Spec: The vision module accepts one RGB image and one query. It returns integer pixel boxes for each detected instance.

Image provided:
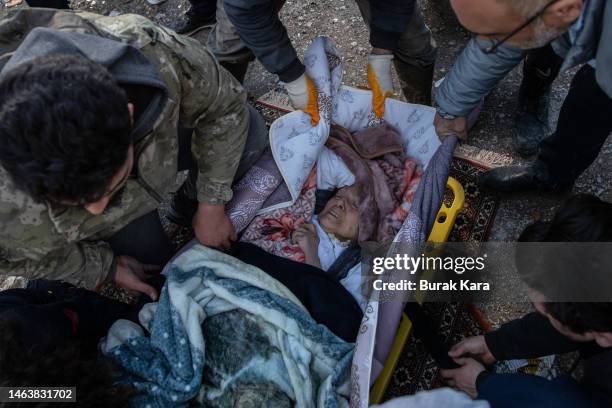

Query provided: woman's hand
[292,223,321,268]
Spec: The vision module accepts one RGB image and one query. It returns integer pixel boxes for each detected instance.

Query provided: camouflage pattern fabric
[0,8,249,288]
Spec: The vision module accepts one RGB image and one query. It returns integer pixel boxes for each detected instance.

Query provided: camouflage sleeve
[174,37,250,205]
[0,241,115,289]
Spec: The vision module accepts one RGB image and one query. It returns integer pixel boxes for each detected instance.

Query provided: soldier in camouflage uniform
[0,8,268,298]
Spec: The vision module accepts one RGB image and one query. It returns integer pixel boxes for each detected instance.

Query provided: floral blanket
[326,124,422,243]
[240,169,317,262]
[239,123,422,261]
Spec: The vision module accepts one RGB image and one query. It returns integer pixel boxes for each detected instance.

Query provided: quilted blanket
[101,245,353,407]
[240,168,317,262]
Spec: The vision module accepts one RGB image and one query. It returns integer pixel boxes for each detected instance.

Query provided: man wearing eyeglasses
[0,9,268,299]
[435,0,612,194]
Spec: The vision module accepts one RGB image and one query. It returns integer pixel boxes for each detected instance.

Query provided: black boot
[220,60,250,83]
[515,89,551,157]
[166,177,199,227]
[174,9,216,35]
[394,60,435,106]
[477,161,573,194]
[514,45,563,156]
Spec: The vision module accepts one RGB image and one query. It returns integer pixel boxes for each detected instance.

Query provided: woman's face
[318,185,360,242]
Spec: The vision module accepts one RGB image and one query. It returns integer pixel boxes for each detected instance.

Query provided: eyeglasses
[480,0,562,54]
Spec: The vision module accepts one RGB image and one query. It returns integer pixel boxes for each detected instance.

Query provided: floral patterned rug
[382,157,501,400]
[384,302,487,399]
[446,158,500,243]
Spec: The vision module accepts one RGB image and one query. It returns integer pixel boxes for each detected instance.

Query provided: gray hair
[495,0,568,49]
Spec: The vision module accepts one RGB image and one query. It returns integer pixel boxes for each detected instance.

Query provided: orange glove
[285,73,320,126]
[367,53,394,118]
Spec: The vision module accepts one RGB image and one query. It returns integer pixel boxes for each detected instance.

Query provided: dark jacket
[0,281,144,355]
[223,0,416,82]
[227,242,363,342]
[477,312,612,407]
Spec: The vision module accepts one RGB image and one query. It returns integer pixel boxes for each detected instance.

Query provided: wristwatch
[436,107,457,120]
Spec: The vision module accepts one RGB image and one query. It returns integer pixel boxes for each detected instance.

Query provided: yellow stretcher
[369,176,465,405]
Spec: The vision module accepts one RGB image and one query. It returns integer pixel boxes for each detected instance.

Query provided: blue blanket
[101,245,353,407]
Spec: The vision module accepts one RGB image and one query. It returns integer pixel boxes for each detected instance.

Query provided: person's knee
[233,105,269,180]
[206,0,254,63]
[392,10,437,67]
[247,104,269,150]
[107,211,175,266]
[394,34,437,68]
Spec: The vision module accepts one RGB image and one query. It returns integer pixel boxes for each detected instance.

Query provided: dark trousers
[188,0,217,17]
[0,283,138,356]
[538,65,612,183]
[520,44,563,107]
[187,0,283,16]
[478,373,599,408]
[107,210,175,267]
[25,0,69,8]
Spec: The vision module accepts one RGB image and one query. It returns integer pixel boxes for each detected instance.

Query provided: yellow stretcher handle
[427,177,465,244]
[369,177,465,405]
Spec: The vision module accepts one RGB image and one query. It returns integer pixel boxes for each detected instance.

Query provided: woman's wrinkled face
[318,185,359,242]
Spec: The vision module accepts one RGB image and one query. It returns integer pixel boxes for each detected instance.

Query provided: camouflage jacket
[0,8,249,288]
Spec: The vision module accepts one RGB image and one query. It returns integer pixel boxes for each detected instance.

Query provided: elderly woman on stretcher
[230,123,422,340]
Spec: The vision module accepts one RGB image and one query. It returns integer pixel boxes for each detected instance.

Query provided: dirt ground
[21,0,612,323]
